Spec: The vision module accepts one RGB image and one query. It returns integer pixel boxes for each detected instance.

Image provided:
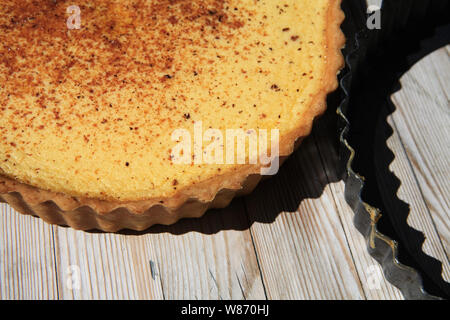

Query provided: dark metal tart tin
[338,0,450,299]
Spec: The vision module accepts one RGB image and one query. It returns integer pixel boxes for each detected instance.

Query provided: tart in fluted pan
[0,0,344,231]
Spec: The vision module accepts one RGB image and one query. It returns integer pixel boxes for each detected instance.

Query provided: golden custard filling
[0,0,341,201]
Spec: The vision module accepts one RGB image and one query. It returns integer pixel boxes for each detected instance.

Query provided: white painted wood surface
[390,45,450,282]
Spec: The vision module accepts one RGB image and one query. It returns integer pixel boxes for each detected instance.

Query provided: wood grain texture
[136,201,266,300]
[390,45,450,282]
[244,136,365,299]
[54,227,162,299]
[51,199,266,300]
[0,207,58,299]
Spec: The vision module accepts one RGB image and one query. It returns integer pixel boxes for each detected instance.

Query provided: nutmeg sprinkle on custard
[0,0,342,201]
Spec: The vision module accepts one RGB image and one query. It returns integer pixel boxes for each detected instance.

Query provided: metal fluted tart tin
[338,0,449,299]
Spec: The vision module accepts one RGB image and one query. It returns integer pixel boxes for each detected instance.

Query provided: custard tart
[0,0,345,231]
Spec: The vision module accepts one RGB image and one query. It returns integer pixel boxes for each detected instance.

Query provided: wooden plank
[54,199,266,300]
[389,45,450,281]
[244,134,367,299]
[0,204,58,299]
[54,225,164,299]
[367,0,382,7]
[148,201,266,300]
